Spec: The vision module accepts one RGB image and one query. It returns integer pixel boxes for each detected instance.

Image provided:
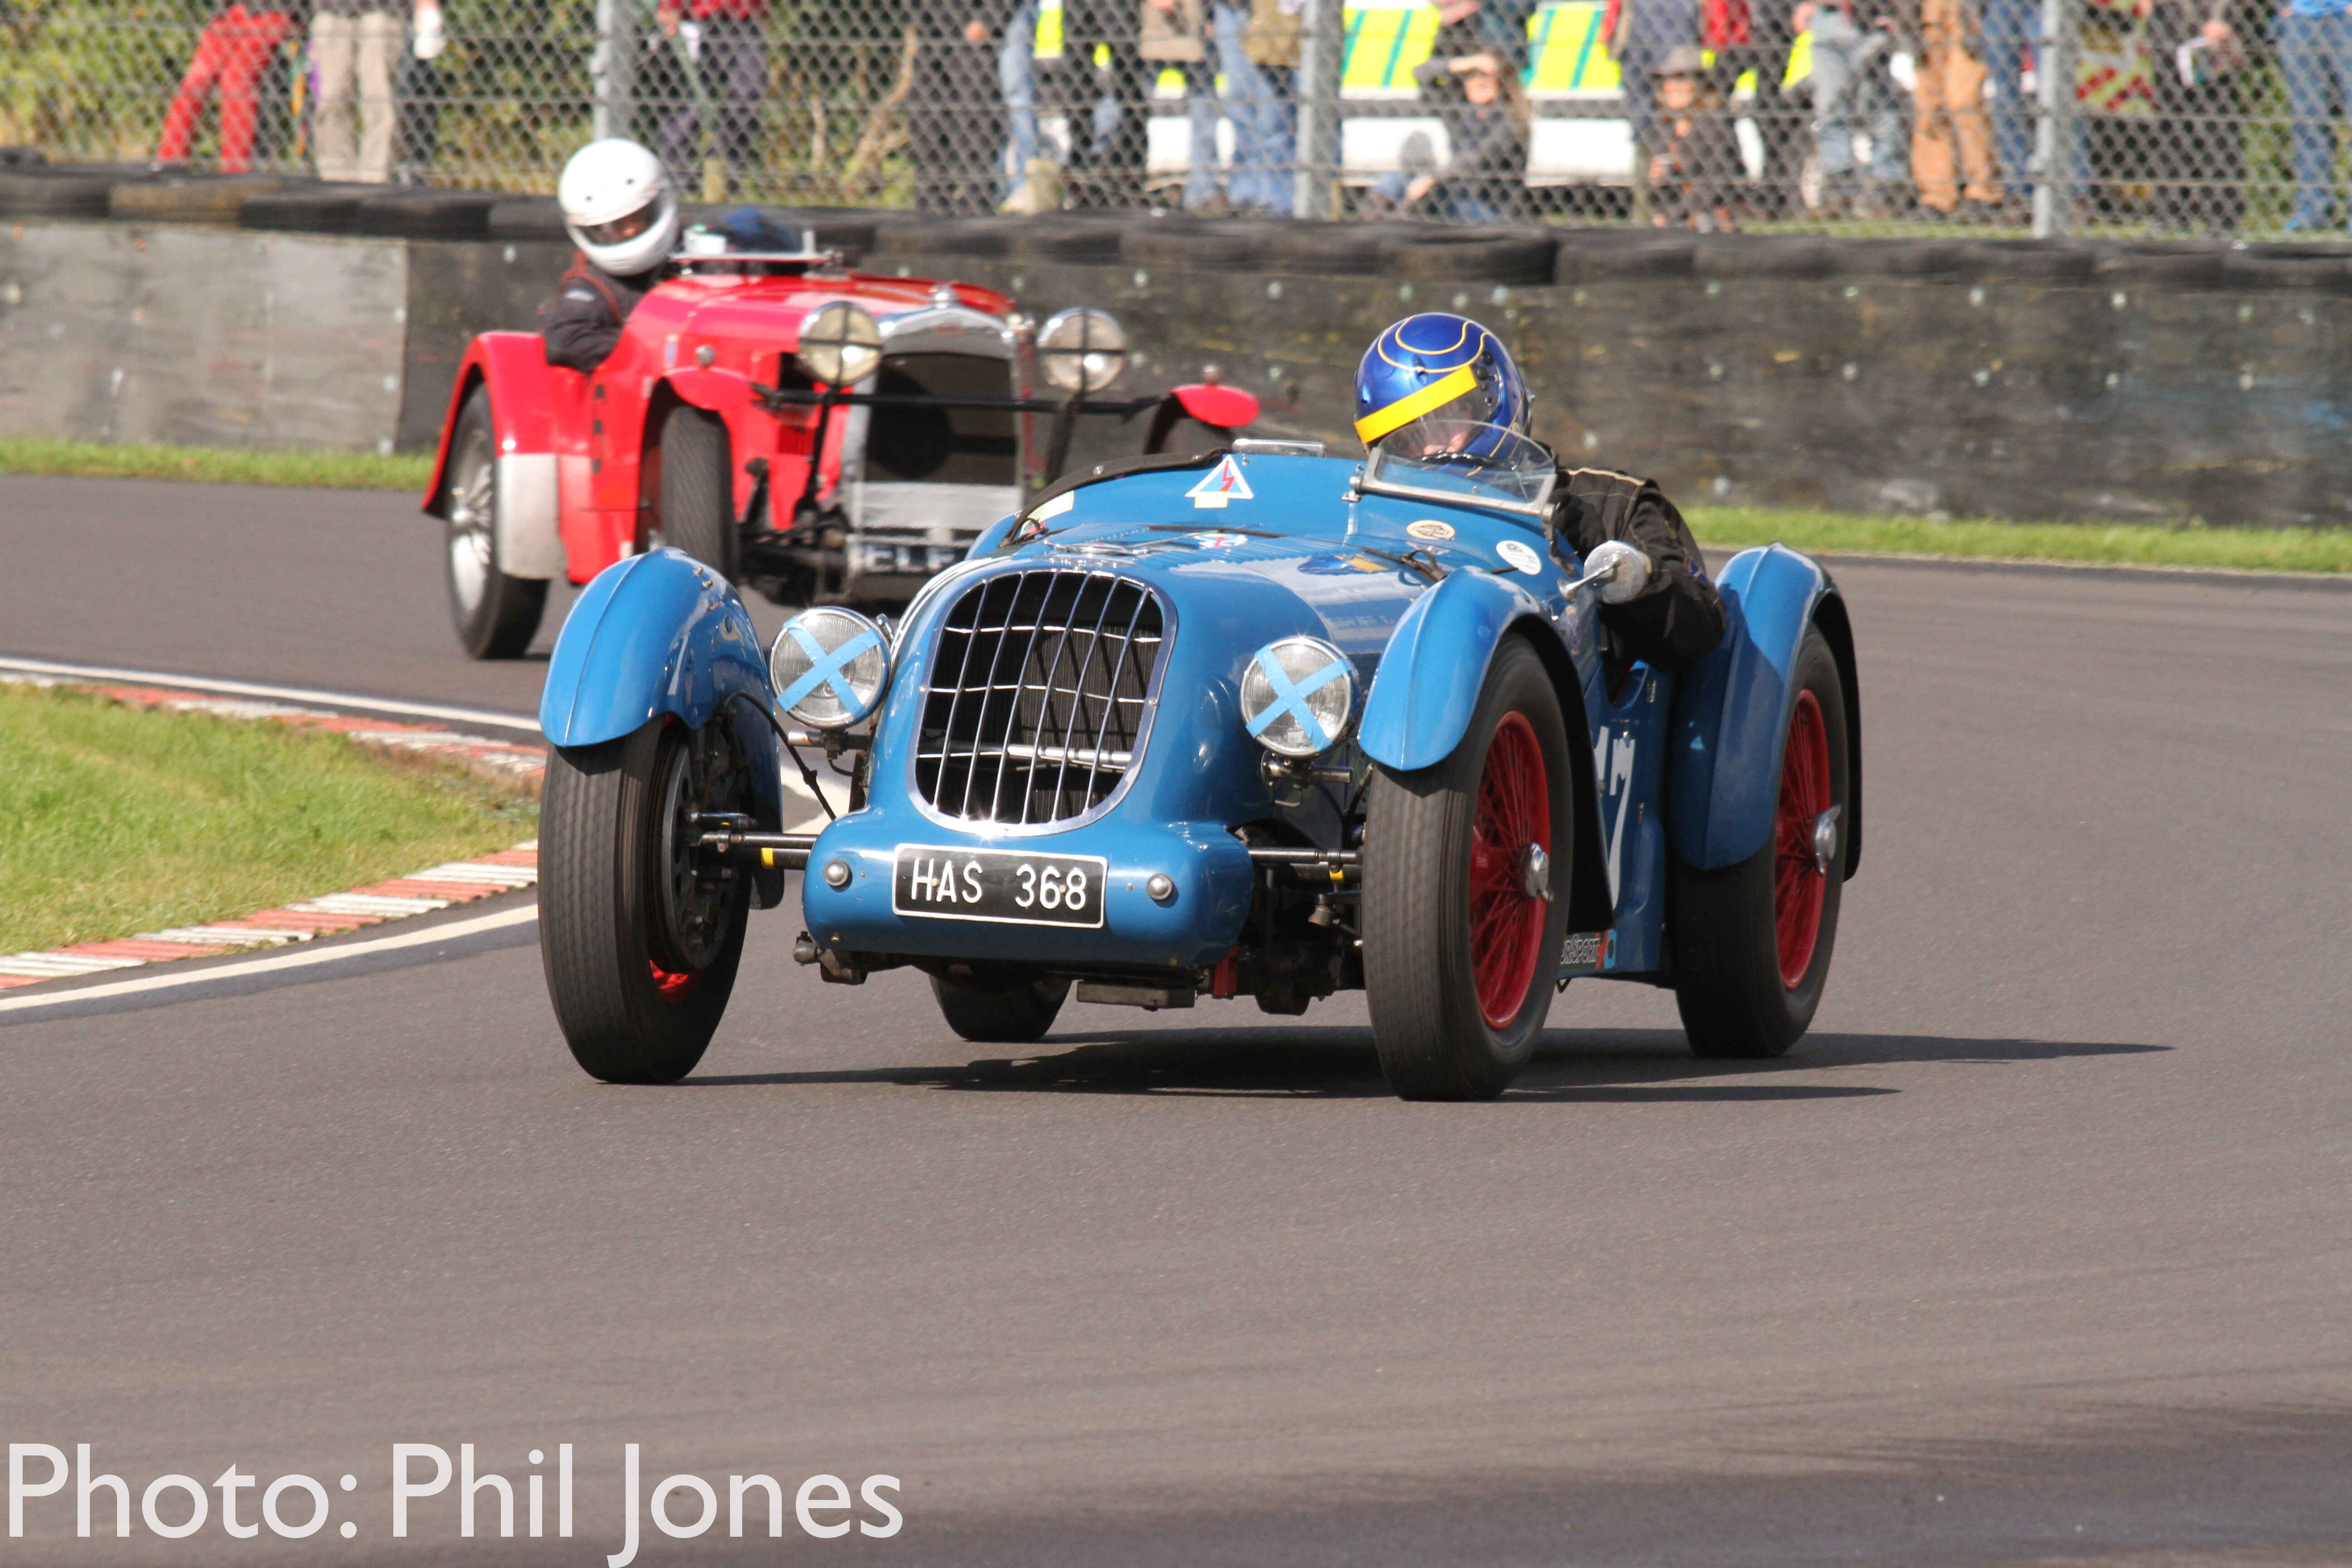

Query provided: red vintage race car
[420,227,1259,658]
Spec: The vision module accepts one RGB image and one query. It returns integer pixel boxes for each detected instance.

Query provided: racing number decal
[1593,730,1637,904]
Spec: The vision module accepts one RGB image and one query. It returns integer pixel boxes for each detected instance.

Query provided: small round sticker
[1496,539,1543,575]
[1405,519,1455,542]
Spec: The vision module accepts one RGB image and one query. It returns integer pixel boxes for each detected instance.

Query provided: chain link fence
[2,0,2347,237]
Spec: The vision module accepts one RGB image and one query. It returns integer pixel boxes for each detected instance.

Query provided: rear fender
[1667,544,1859,872]
[539,549,786,893]
[420,331,566,581]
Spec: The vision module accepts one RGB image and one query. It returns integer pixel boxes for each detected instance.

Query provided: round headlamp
[1037,308,1127,394]
[770,608,891,730]
[1240,636,1355,759]
[794,301,883,387]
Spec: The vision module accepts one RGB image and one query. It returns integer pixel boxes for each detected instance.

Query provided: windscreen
[1361,419,1556,515]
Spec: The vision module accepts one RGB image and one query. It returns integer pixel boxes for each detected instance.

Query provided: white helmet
[557,138,679,277]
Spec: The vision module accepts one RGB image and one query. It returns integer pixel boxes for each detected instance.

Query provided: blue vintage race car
[533,426,1860,1101]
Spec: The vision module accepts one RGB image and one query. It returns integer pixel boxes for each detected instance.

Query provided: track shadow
[686,1028,2164,1098]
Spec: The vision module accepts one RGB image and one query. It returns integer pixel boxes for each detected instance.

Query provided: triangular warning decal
[1185,456,1254,508]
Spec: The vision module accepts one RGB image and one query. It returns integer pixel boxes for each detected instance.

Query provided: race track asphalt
[4,474,2350,1566]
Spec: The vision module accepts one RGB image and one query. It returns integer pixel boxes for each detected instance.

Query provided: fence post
[2029,0,2075,237]
[1292,0,1344,220]
[593,0,637,143]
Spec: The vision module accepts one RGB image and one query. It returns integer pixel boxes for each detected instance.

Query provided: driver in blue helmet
[1355,313,1725,671]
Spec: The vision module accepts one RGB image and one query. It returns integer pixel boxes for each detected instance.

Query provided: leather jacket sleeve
[1551,466,1727,671]
[537,274,624,373]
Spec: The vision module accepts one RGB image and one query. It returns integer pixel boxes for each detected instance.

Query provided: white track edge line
[0,905,540,1016]
[1,659,825,809]
[0,657,544,734]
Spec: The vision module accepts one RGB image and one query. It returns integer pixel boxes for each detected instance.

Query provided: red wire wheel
[649,960,700,1004]
[1362,638,1568,1098]
[1671,625,1849,1062]
[1773,689,1832,989]
[539,718,751,1084]
[1469,710,1551,1028]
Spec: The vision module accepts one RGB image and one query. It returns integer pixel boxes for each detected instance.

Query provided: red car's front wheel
[1362,638,1572,1101]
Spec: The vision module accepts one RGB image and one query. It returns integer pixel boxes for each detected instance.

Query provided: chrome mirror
[1569,540,1651,606]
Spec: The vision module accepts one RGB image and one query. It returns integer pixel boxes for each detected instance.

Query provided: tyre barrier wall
[5,166,2350,524]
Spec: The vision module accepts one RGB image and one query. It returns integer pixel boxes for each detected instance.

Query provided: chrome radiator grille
[914,569,1166,826]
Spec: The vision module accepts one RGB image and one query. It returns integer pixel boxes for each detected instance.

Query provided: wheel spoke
[1770,691,1831,990]
[1467,710,1550,1030]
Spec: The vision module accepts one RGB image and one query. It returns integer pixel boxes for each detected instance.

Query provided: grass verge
[5,438,2347,573]
[0,683,534,954]
[1688,507,2352,575]
[0,437,433,491]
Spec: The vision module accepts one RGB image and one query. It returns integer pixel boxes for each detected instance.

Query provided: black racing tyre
[442,387,549,660]
[240,185,371,231]
[1362,637,1573,1101]
[657,407,739,581]
[1671,627,1850,1059]
[0,171,119,217]
[539,718,752,1083]
[353,189,496,238]
[485,195,568,239]
[1382,230,1560,286]
[930,970,1071,1044]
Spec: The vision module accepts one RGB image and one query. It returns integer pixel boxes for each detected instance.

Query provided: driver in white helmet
[537,137,681,373]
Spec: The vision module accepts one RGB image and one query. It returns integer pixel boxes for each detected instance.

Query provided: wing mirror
[1568,540,1652,605]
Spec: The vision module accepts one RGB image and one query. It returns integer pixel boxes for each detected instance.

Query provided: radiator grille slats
[915,570,1166,826]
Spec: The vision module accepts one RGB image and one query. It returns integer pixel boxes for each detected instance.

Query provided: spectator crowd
[118,0,2352,234]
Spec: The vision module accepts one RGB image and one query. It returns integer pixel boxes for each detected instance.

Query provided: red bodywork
[421,271,1021,585]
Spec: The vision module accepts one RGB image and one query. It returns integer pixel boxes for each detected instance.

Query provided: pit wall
[5,184,2349,525]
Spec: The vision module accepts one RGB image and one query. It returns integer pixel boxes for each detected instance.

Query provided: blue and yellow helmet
[1352,314,1529,457]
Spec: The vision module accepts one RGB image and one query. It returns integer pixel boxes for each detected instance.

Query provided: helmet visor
[577,202,658,247]
[1436,360,1510,429]
[1362,419,1555,512]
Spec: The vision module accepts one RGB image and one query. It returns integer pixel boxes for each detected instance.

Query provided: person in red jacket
[156,2,304,172]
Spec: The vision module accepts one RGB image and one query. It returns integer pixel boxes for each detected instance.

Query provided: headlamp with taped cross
[1240,636,1357,759]
[769,607,892,729]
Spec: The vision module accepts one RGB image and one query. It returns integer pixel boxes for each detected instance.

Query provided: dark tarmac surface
[3,475,2350,1565]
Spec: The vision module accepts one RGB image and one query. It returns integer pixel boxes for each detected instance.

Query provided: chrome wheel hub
[446,440,495,613]
[1519,842,1552,903]
[1812,804,1842,877]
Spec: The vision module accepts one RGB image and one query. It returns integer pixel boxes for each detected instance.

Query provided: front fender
[1667,544,1844,870]
[421,331,567,581]
[665,364,755,413]
[539,549,786,870]
[1358,569,1548,771]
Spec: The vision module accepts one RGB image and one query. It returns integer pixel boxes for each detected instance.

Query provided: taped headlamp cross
[1245,650,1350,751]
[777,622,883,714]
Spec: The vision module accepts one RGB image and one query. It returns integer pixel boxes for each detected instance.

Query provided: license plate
[850,541,964,577]
[891,845,1107,928]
